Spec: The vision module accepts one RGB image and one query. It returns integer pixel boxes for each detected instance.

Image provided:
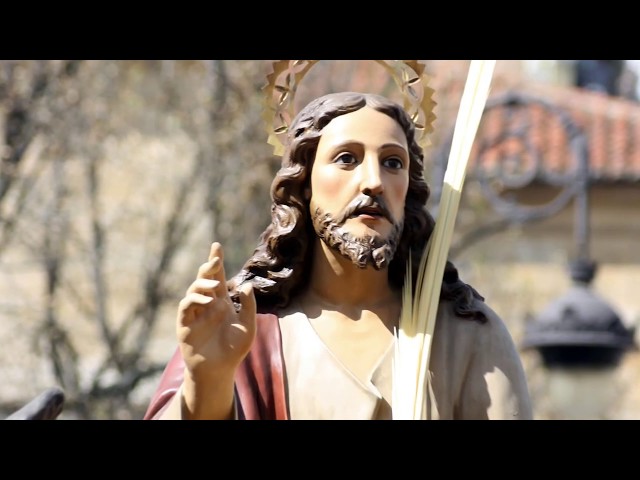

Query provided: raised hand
[176,242,256,418]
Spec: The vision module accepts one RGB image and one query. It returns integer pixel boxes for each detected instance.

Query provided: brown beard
[310,200,403,270]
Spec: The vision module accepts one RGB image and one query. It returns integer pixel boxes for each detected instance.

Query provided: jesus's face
[308,106,409,269]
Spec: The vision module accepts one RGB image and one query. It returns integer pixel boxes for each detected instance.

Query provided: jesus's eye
[334,152,358,165]
[383,157,404,169]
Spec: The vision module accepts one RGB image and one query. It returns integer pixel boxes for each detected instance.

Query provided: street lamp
[521,258,635,370]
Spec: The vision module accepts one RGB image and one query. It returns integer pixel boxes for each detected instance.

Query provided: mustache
[335,194,394,225]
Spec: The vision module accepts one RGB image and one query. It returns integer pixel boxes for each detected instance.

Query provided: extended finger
[179,292,214,311]
[209,243,228,299]
[197,256,221,280]
[187,278,221,296]
[197,242,225,279]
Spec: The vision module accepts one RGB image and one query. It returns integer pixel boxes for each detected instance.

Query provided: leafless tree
[0,60,277,419]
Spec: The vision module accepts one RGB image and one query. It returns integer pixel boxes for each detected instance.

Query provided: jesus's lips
[335,194,394,226]
[351,205,387,220]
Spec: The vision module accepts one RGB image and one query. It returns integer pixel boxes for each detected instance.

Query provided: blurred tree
[0,60,277,418]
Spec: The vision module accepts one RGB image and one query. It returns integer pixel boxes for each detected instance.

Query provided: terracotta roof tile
[433,81,640,183]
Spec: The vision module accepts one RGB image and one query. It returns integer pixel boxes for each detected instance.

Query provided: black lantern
[521,259,635,368]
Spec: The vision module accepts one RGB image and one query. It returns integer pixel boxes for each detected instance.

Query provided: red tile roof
[432,79,640,183]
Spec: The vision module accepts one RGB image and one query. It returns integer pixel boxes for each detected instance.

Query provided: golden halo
[261,60,437,157]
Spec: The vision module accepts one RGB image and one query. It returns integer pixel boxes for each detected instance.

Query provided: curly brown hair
[229,92,486,322]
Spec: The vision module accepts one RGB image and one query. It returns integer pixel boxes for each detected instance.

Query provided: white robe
[279,298,533,420]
